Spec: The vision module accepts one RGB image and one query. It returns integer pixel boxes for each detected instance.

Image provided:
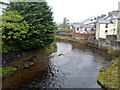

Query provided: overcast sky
[46,0,120,23]
[1,0,120,23]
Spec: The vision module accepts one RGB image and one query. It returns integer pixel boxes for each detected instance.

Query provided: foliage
[55,36,84,44]
[56,28,71,34]
[2,11,29,52]
[0,66,17,75]
[97,57,119,88]
[107,50,118,56]
[4,2,57,51]
[44,43,57,54]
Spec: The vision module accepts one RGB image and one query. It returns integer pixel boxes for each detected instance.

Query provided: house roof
[72,24,94,28]
[97,19,113,24]
[72,24,83,28]
[111,11,120,19]
[84,25,95,28]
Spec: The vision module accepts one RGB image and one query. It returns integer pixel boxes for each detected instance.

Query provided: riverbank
[55,36,85,44]
[97,57,119,88]
[55,35,119,89]
[2,43,57,77]
[87,38,120,89]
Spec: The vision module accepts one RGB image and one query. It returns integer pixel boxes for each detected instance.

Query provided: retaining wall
[88,38,120,51]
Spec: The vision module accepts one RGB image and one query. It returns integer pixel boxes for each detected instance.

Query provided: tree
[4,2,56,50]
[2,11,29,52]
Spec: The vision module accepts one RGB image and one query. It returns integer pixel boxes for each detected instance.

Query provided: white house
[95,19,115,39]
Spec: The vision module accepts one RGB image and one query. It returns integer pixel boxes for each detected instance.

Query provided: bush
[2,2,57,52]
[2,11,29,52]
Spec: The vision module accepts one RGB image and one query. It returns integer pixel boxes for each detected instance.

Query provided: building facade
[72,24,95,39]
[95,20,116,39]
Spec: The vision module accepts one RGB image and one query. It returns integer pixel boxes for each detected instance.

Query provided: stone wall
[106,35,117,41]
[88,38,120,51]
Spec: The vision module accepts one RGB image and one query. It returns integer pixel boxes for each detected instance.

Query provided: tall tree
[5,2,56,50]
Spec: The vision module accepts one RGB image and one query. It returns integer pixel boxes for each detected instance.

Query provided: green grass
[34,43,57,60]
[0,66,17,75]
[56,28,71,34]
[44,43,57,54]
[55,36,85,44]
[107,49,118,56]
[97,57,119,88]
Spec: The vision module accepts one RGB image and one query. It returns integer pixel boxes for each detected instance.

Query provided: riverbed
[3,42,112,88]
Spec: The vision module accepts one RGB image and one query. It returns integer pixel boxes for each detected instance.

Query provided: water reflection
[3,42,112,88]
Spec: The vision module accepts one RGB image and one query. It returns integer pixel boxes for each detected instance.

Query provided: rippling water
[18,42,112,88]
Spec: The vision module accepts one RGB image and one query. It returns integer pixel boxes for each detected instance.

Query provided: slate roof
[97,19,113,24]
[72,24,94,28]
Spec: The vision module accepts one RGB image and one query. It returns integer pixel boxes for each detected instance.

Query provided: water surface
[19,42,112,88]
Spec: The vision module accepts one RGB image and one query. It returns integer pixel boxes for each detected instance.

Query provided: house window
[77,28,79,31]
[105,24,108,28]
[105,30,108,34]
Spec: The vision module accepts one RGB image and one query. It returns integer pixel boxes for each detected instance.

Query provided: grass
[44,43,57,54]
[55,36,85,44]
[107,49,118,56]
[56,28,71,34]
[97,57,120,88]
[0,66,17,75]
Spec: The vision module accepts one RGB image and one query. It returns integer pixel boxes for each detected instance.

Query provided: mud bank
[2,43,57,88]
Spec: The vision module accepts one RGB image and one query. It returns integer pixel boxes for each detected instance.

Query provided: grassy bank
[55,36,85,44]
[1,43,57,76]
[97,57,120,88]
[0,66,17,75]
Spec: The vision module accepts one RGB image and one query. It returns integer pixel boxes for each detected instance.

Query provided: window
[105,24,108,28]
[77,28,79,31]
[105,30,108,34]
[113,28,115,31]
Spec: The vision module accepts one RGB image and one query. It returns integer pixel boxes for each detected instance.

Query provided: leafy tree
[5,2,56,50]
[2,11,29,52]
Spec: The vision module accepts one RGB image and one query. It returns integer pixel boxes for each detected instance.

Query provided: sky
[46,0,120,23]
[1,0,120,23]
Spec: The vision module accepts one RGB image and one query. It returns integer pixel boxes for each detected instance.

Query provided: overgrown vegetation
[56,28,71,34]
[107,49,118,56]
[2,2,56,52]
[0,66,17,75]
[1,43,57,75]
[97,57,120,88]
[55,36,84,44]
[2,11,29,52]
[44,43,57,54]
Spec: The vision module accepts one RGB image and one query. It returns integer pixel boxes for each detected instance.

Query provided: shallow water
[18,42,112,88]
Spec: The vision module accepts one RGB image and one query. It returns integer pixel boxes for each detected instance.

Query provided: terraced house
[78,10,120,41]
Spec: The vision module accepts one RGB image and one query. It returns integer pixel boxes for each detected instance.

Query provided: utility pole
[117,1,120,41]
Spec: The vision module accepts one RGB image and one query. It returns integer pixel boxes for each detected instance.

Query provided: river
[14,41,111,89]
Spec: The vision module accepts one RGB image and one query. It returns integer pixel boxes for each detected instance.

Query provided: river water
[16,42,112,89]
[2,42,112,88]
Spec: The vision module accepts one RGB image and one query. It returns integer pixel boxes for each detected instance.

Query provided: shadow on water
[2,41,113,89]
